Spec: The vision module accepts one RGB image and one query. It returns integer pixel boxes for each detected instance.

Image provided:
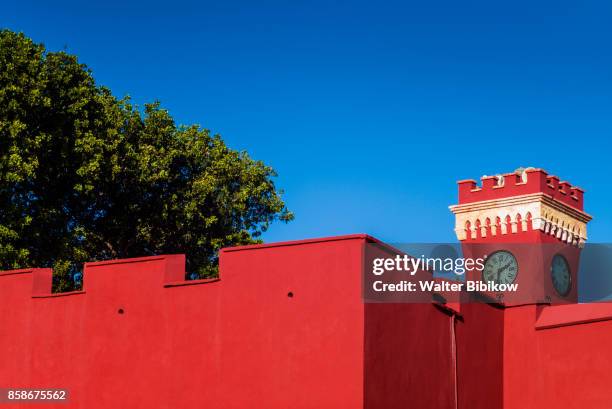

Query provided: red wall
[364,303,456,409]
[0,234,461,409]
[0,236,366,409]
[456,302,504,409]
[504,303,612,409]
[3,233,612,408]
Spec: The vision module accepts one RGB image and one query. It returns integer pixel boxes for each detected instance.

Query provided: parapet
[0,235,373,299]
[0,254,220,299]
[457,168,584,211]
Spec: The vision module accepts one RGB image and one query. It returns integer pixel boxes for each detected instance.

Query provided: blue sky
[4,0,612,243]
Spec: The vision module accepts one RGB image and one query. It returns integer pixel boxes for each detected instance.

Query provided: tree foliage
[0,30,293,291]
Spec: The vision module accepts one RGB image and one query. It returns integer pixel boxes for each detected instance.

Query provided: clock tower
[449,167,592,304]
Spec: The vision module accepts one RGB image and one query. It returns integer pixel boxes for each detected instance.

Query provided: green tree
[0,30,293,291]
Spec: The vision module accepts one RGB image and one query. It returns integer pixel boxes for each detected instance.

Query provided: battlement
[0,255,201,299]
[0,235,373,299]
[458,168,584,211]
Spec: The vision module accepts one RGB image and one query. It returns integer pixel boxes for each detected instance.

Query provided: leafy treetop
[0,30,293,291]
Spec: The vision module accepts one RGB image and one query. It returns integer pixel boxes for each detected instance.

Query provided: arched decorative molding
[526,212,533,231]
[449,192,592,246]
[505,215,513,234]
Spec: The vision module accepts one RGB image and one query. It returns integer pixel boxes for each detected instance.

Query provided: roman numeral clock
[482,250,518,286]
[449,168,591,305]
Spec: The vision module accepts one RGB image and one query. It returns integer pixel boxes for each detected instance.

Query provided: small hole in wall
[118,308,125,314]
[287,292,294,298]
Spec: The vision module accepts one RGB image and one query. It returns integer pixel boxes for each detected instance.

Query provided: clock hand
[494,262,513,283]
[498,262,512,274]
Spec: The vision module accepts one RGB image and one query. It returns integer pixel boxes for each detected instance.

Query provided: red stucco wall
[0,236,367,409]
[3,233,612,408]
[504,303,612,409]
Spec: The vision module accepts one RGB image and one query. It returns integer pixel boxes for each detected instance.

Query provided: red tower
[449,167,592,305]
[446,168,612,409]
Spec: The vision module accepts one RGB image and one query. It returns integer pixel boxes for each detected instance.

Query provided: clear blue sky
[4,0,612,243]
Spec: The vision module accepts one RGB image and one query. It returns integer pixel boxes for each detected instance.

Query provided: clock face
[551,254,571,296]
[482,250,518,285]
